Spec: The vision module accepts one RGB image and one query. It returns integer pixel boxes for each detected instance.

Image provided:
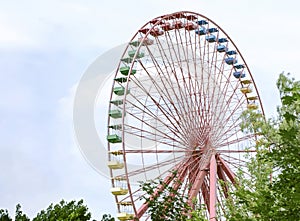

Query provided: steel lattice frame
[106,11,264,221]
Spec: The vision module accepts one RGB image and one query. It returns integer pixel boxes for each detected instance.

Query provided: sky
[1,0,300,219]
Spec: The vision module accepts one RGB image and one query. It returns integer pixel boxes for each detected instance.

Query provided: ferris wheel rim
[106,11,264,220]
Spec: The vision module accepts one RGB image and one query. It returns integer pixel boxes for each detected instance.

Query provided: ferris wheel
[106,11,264,221]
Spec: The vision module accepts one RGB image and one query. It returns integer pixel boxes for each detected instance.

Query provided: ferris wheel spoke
[123,149,194,154]
[125,155,187,178]
[216,155,236,184]
[185,28,199,114]
[221,158,251,177]
[220,153,250,166]
[215,118,242,142]
[206,66,232,120]
[183,31,210,137]
[214,53,228,86]
[124,130,185,150]
[157,35,200,133]
[128,76,184,131]
[217,134,256,148]
[213,95,247,141]
[207,78,242,137]
[124,92,187,143]
[204,69,227,124]
[132,58,183,121]
[123,97,185,140]
[222,155,247,168]
[162,31,203,128]
[194,35,206,125]
[139,41,198,135]
[207,35,220,102]
[174,27,198,100]
[178,31,209,131]
[218,149,256,153]
[215,118,244,145]
[207,69,239,119]
[135,70,194,139]
[124,123,186,147]
[173,28,201,125]
[187,156,201,185]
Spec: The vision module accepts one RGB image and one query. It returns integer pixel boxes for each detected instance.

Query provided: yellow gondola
[247,104,258,110]
[240,87,252,94]
[107,161,124,169]
[110,187,128,196]
[117,213,134,221]
[247,96,258,101]
[109,150,123,155]
[241,79,252,84]
[117,202,132,206]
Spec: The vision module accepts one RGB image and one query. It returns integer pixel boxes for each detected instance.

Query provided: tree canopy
[226,73,300,220]
[0,200,95,221]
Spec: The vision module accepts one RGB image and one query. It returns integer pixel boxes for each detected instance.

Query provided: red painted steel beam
[217,165,229,198]
[209,155,217,221]
[201,181,210,212]
[188,154,200,185]
[188,169,208,203]
[217,155,236,185]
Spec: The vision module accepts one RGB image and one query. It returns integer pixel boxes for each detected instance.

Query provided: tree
[15,204,30,221]
[141,177,189,221]
[0,209,12,221]
[32,199,93,221]
[101,214,115,221]
[0,200,113,221]
[140,172,206,221]
[225,73,300,220]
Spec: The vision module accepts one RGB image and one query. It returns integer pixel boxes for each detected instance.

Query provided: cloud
[0,16,40,49]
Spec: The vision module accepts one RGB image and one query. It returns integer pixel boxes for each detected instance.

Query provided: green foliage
[140,173,206,221]
[141,178,189,221]
[188,199,207,221]
[32,200,93,221]
[0,200,100,221]
[0,209,12,221]
[0,205,30,221]
[101,214,115,221]
[15,204,30,221]
[226,73,300,220]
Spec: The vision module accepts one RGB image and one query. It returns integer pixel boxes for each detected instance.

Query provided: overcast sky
[1,0,300,219]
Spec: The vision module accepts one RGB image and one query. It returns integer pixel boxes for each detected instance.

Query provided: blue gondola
[226,50,237,55]
[208,27,218,33]
[234,64,245,69]
[233,71,246,78]
[225,57,238,65]
[217,45,227,52]
[197,20,208,25]
[206,35,216,42]
[195,27,207,35]
[218,38,228,43]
